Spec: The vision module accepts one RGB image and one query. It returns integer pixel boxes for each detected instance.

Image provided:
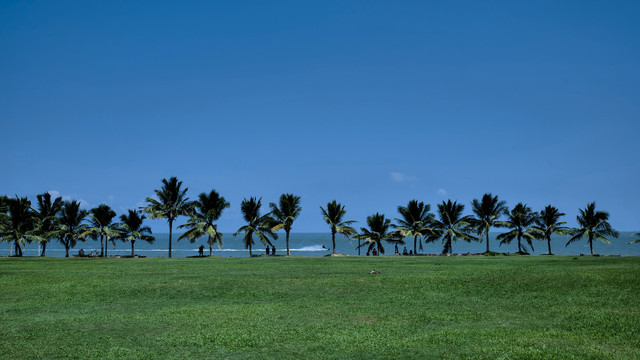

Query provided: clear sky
[1,0,639,232]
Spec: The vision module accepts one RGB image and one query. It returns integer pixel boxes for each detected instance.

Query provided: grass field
[1,256,639,359]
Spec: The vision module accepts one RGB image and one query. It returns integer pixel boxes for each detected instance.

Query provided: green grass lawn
[1,256,639,359]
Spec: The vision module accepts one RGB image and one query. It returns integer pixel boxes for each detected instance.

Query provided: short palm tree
[471,193,508,253]
[320,200,357,255]
[357,213,403,255]
[234,197,277,256]
[431,200,477,254]
[143,177,193,258]
[567,202,619,255]
[117,210,154,256]
[58,200,89,257]
[534,205,570,255]
[178,190,230,256]
[0,196,41,257]
[270,193,302,256]
[394,200,435,255]
[84,204,117,257]
[497,203,540,254]
[35,192,64,256]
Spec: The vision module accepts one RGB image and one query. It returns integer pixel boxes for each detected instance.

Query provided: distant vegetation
[0,176,630,258]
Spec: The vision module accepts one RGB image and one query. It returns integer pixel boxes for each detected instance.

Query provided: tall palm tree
[431,200,476,254]
[567,202,619,255]
[117,210,154,256]
[357,213,403,255]
[320,200,357,255]
[178,190,230,256]
[534,205,570,255]
[58,200,89,257]
[84,204,117,257]
[471,193,508,253]
[234,197,277,256]
[497,203,540,254]
[270,193,302,256]
[143,177,193,258]
[0,196,41,257]
[35,192,64,256]
[394,200,435,255]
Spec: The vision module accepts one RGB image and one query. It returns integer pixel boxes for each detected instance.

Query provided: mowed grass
[1,256,639,359]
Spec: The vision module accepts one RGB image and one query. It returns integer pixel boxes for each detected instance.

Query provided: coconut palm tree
[497,203,540,254]
[143,177,193,258]
[234,197,277,256]
[35,192,64,256]
[58,200,90,257]
[394,200,436,255]
[117,210,154,256]
[431,200,476,254]
[83,204,117,257]
[471,193,508,253]
[0,196,42,256]
[534,205,570,255]
[320,200,357,255]
[567,202,619,255]
[270,194,302,256]
[357,213,403,255]
[178,190,230,256]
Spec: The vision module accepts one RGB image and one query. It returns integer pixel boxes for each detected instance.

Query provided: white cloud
[437,188,447,196]
[390,172,419,183]
[47,190,90,208]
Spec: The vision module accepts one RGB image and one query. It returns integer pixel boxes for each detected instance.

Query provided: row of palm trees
[0,193,152,257]
[2,176,638,257]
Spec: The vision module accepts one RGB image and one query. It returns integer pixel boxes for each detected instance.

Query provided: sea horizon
[3,232,640,258]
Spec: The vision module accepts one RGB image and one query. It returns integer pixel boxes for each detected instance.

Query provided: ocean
[2,232,640,257]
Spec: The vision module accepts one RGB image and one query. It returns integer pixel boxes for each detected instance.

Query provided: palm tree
[320,200,357,255]
[567,202,619,255]
[58,200,90,257]
[234,197,277,256]
[35,192,64,256]
[394,200,435,255]
[84,204,117,257]
[0,196,41,256]
[270,194,302,256]
[471,193,508,253]
[143,177,193,258]
[431,200,477,254]
[497,203,540,254]
[117,210,154,256]
[178,190,230,256]
[534,205,570,255]
[357,213,403,255]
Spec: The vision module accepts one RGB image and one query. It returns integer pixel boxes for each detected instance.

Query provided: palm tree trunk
[589,234,594,255]
[414,235,418,255]
[131,240,135,256]
[65,243,70,257]
[209,243,213,256]
[486,230,490,253]
[547,235,552,255]
[105,238,108,258]
[168,219,173,258]
[14,241,22,257]
[249,242,252,256]
[100,234,104,257]
[517,234,522,253]
[332,230,336,255]
[286,230,291,256]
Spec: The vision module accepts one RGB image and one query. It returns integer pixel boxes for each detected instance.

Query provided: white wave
[290,245,328,252]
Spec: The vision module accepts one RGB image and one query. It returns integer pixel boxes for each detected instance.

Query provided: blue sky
[1,0,639,232]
